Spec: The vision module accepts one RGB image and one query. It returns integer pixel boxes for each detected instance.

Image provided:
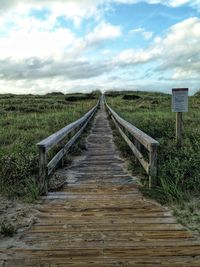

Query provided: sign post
[172,88,188,147]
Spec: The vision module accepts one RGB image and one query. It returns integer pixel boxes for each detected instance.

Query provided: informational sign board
[172,88,188,112]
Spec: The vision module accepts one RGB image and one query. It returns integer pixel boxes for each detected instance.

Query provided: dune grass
[0,93,97,200]
[106,91,200,202]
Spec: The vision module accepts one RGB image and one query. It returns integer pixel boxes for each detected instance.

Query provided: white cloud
[86,21,122,45]
[0,0,106,27]
[0,57,110,80]
[0,1,199,20]
[114,49,155,65]
[114,17,200,83]
[68,21,122,56]
[0,27,75,59]
[0,3,121,59]
[156,17,200,78]
[129,27,153,40]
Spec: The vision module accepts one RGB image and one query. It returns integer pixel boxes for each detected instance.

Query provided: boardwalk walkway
[1,104,200,266]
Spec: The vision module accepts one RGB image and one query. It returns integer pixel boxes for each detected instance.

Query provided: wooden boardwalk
[1,104,200,266]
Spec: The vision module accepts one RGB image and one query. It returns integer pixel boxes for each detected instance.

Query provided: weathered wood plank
[38,146,48,194]
[149,143,158,187]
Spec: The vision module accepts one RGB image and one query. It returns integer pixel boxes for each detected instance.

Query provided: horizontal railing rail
[104,97,159,188]
[37,99,100,194]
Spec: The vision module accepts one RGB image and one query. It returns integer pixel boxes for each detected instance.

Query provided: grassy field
[106,91,200,234]
[0,92,98,200]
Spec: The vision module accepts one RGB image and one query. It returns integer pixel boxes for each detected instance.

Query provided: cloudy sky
[0,0,199,94]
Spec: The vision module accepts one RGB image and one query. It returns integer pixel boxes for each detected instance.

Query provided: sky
[0,0,200,95]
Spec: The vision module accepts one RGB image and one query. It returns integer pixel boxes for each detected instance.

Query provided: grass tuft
[0,222,16,237]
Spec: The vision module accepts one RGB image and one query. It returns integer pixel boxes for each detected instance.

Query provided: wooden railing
[104,98,159,188]
[37,100,100,194]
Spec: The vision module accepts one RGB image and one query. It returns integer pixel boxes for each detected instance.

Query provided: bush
[0,222,16,237]
[0,142,38,197]
[65,94,95,102]
[122,94,141,100]
[46,92,64,96]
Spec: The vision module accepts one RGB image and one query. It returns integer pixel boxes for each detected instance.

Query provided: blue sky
[0,0,200,94]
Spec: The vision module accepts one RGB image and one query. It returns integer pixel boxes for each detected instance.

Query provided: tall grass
[0,93,97,199]
[106,91,200,204]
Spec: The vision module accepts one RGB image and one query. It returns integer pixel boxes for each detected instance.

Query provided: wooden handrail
[37,105,98,151]
[37,99,100,194]
[104,97,159,188]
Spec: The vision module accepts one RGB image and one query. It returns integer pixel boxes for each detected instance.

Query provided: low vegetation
[0,221,16,237]
[65,93,96,102]
[0,92,99,200]
[106,90,200,234]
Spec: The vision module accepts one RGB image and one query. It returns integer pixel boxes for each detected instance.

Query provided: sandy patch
[0,195,40,248]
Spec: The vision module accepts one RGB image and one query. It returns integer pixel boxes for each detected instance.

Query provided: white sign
[172,88,188,112]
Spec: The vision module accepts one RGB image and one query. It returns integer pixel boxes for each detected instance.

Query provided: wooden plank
[134,139,141,163]
[38,146,48,194]
[3,257,200,267]
[2,246,200,258]
[149,143,158,187]
[176,112,183,146]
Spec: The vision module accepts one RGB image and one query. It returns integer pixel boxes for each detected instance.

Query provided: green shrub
[122,94,141,100]
[65,94,95,102]
[0,222,16,237]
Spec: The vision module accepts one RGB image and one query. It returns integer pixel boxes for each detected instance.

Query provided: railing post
[38,146,48,195]
[134,139,141,163]
[149,144,158,188]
